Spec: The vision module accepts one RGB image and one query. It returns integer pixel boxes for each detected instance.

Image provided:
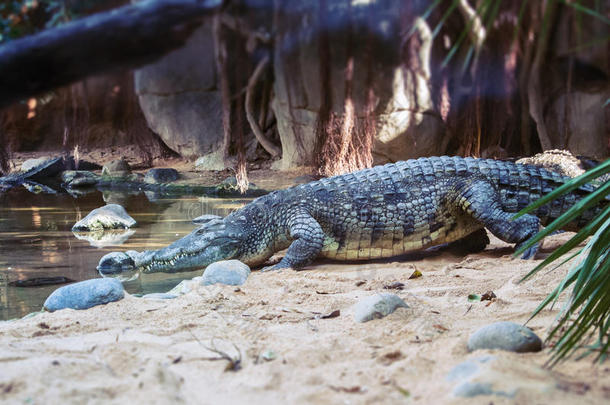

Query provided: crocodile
[97,156,607,279]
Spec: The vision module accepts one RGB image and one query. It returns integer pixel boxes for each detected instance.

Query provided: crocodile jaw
[97,219,243,277]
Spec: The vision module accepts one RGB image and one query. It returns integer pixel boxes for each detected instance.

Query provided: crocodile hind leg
[454,177,541,258]
[448,227,490,254]
[262,211,325,271]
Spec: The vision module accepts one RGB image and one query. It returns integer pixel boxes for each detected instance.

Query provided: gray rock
[21,157,53,172]
[167,279,197,295]
[352,293,408,323]
[101,159,131,177]
[19,157,65,182]
[72,204,136,231]
[61,170,100,187]
[467,321,542,353]
[142,293,178,300]
[144,168,179,184]
[43,278,125,311]
[135,24,226,161]
[201,260,250,286]
[446,355,555,399]
[194,152,226,171]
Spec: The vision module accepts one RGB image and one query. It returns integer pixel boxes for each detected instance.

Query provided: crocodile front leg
[264,210,325,271]
[453,176,541,258]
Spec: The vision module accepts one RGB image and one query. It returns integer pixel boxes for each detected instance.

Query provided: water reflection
[72,229,136,248]
[0,189,252,320]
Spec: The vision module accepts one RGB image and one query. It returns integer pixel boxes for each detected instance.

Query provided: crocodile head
[97,217,243,280]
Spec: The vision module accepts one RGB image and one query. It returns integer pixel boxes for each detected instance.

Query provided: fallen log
[0,0,223,109]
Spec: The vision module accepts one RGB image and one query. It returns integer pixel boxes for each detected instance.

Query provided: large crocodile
[97,156,606,279]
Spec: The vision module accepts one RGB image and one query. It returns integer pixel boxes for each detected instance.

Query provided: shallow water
[0,188,251,320]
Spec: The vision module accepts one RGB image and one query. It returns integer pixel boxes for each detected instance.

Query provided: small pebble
[467,321,542,353]
[201,260,250,286]
[352,293,408,323]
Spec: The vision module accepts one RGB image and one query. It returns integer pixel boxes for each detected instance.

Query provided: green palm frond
[515,159,610,366]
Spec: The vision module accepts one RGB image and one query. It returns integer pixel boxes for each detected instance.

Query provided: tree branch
[0,0,224,109]
[245,55,281,157]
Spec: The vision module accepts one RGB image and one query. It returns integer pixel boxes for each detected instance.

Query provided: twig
[187,328,242,372]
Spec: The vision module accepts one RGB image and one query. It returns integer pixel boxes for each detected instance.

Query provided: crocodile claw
[515,241,540,260]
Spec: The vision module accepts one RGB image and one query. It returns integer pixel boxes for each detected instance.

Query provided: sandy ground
[1,231,609,404]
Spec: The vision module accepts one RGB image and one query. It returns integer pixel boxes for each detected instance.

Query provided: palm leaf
[516,160,610,366]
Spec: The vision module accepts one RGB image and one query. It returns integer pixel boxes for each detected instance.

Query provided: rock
[144,168,179,184]
[352,293,408,323]
[43,278,125,311]
[72,204,136,231]
[446,355,556,399]
[101,159,131,177]
[194,152,225,171]
[135,24,226,161]
[167,279,199,295]
[61,170,100,187]
[17,157,64,183]
[142,293,178,300]
[201,260,250,286]
[21,157,52,172]
[467,321,542,353]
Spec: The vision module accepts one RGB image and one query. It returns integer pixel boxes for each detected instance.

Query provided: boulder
[101,159,131,177]
[352,293,408,323]
[201,260,251,286]
[72,204,136,231]
[144,168,179,184]
[467,321,543,353]
[43,278,125,311]
[135,24,225,161]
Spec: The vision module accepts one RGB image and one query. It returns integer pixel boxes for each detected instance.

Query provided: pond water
[0,188,252,320]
